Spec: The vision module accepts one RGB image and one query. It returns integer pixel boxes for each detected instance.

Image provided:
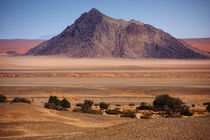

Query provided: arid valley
[1,1,210,139]
[0,56,210,139]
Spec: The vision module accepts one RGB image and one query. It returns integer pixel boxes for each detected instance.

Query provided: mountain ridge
[26,8,209,59]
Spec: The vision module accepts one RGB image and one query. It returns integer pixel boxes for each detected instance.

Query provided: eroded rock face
[26,8,209,59]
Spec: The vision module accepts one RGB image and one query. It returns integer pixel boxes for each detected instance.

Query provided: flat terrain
[0,56,210,139]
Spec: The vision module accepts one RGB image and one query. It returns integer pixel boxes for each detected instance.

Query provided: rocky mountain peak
[26,8,209,59]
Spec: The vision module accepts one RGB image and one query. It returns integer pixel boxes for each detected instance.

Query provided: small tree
[61,98,71,108]
[153,94,192,117]
[136,102,153,110]
[45,96,71,111]
[12,97,31,104]
[99,102,109,110]
[48,96,60,106]
[81,100,93,113]
[0,95,7,102]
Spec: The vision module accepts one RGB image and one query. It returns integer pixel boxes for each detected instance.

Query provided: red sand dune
[0,38,209,55]
[0,39,45,54]
[182,38,210,52]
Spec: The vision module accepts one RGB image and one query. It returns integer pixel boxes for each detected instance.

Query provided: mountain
[0,39,45,54]
[26,8,209,59]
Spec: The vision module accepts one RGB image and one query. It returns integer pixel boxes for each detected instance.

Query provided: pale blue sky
[0,0,210,39]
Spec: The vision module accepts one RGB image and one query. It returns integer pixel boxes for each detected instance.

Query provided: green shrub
[179,105,193,116]
[153,95,184,110]
[0,95,7,102]
[81,100,93,113]
[48,96,60,106]
[106,108,122,115]
[44,102,58,110]
[120,110,136,118]
[12,97,31,104]
[76,103,83,107]
[61,98,71,108]
[94,103,99,106]
[99,102,109,110]
[136,102,153,110]
[203,102,210,112]
[45,96,71,111]
[128,103,135,106]
[153,94,193,117]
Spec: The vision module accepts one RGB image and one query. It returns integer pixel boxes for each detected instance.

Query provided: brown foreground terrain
[0,56,210,139]
[0,103,209,140]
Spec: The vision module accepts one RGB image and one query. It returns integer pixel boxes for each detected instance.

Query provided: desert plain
[0,56,210,139]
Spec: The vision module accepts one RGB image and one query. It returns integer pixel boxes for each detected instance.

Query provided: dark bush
[179,105,193,116]
[94,103,99,106]
[48,96,60,106]
[192,104,195,107]
[136,102,153,110]
[153,95,184,110]
[120,110,136,118]
[99,102,109,110]
[76,103,83,107]
[44,102,58,110]
[128,103,135,106]
[12,97,31,104]
[0,95,7,102]
[61,98,71,108]
[203,102,210,112]
[44,96,71,111]
[81,100,94,113]
[115,104,121,106]
[153,94,193,117]
[106,108,122,115]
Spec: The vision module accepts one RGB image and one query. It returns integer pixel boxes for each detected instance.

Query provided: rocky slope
[26,8,209,59]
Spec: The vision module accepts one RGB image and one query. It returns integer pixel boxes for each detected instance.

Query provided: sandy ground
[0,56,210,139]
[0,103,209,140]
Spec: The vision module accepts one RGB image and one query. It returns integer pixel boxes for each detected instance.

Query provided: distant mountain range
[1,9,210,58]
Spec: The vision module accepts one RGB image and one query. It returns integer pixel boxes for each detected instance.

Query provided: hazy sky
[0,0,210,39]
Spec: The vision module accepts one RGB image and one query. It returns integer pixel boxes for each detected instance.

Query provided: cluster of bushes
[73,100,101,114]
[12,97,31,104]
[1,95,31,104]
[44,96,70,111]
[153,94,193,117]
[120,110,136,118]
